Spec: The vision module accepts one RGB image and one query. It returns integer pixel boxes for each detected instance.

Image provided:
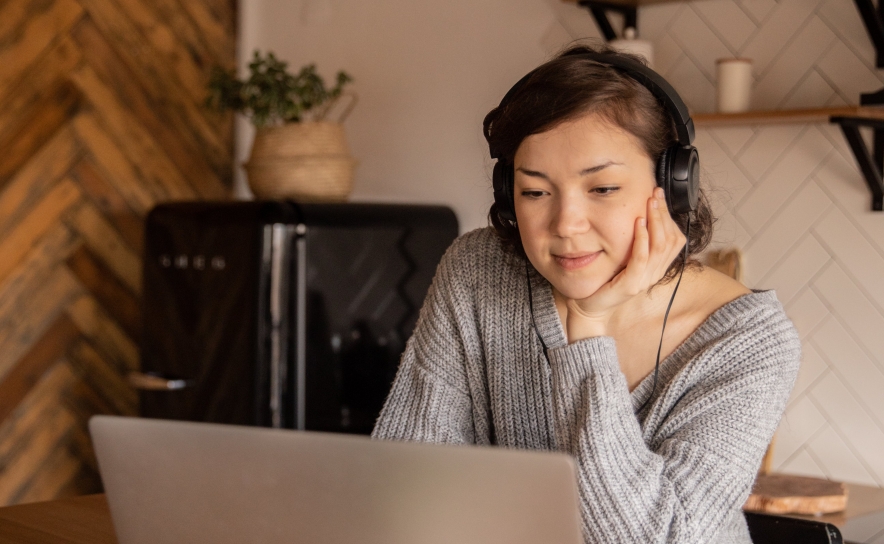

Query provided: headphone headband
[490,51,695,154]
[489,49,700,219]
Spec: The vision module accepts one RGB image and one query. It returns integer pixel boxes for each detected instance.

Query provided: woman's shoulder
[444,226,508,256]
[444,226,500,253]
[437,227,520,279]
[683,266,752,321]
[658,284,802,419]
[708,289,795,337]
[668,266,800,371]
[696,267,790,331]
[690,279,801,373]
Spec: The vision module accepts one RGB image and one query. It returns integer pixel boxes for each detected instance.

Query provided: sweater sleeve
[547,308,800,544]
[371,238,478,445]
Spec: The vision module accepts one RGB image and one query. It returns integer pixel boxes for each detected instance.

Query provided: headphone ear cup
[656,146,672,196]
[492,161,516,222]
[657,145,699,215]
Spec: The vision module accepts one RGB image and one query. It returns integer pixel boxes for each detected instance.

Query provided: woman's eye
[520,190,546,198]
[592,186,619,195]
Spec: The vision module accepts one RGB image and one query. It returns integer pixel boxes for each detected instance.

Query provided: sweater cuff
[547,336,619,390]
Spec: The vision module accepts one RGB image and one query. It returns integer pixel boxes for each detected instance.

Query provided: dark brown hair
[483,44,713,280]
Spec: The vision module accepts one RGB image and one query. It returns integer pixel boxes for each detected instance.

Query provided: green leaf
[205,50,353,127]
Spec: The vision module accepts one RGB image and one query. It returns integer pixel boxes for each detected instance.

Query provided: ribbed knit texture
[372,227,801,544]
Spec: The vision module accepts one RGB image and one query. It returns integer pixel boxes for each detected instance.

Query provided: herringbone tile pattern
[648,0,884,487]
[701,120,884,487]
[0,0,234,505]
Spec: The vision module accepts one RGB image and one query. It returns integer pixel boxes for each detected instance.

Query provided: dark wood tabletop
[0,494,116,544]
[0,483,883,544]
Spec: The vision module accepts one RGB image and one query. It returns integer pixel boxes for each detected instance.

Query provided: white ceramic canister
[716,58,753,113]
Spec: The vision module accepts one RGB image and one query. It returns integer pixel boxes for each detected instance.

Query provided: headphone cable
[525,261,552,367]
[637,214,692,414]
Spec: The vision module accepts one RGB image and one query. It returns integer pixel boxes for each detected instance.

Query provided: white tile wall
[785,287,829,340]
[789,342,828,399]
[757,231,829,304]
[775,394,827,462]
[554,0,884,486]
[742,180,831,285]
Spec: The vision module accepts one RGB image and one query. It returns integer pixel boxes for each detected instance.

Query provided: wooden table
[784,483,884,543]
[0,484,882,543]
[0,494,116,544]
[787,482,884,527]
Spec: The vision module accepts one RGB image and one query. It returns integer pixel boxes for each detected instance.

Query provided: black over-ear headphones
[488,51,700,220]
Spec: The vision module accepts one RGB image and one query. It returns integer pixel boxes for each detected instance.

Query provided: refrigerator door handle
[128,372,195,391]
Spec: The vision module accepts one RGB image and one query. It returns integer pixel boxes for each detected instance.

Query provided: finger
[633,215,650,263]
[646,189,677,284]
[656,187,684,248]
[648,188,667,254]
[618,215,650,294]
[653,188,686,261]
[654,187,675,238]
[644,191,684,287]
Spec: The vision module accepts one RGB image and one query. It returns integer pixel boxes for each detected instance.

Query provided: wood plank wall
[0,0,235,506]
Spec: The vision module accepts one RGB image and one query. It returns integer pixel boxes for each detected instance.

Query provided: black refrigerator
[134,201,458,435]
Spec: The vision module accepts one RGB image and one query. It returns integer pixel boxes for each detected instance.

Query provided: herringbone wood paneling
[0,0,235,505]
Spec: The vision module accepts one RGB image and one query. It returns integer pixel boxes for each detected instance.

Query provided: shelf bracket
[576,1,637,42]
[831,116,884,211]
[854,0,884,69]
[854,0,884,105]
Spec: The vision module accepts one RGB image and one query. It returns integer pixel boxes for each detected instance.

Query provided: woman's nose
[550,197,591,237]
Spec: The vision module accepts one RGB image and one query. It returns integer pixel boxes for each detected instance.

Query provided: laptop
[89,416,584,544]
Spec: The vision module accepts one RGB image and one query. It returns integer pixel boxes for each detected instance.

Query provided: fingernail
[656,187,665,199]
[639,217,646,227]
[652,198,659,209]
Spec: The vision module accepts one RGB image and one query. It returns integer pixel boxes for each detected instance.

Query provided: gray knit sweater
[372,227,801,544]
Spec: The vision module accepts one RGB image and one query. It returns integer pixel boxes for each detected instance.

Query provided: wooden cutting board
[744,474,848,515]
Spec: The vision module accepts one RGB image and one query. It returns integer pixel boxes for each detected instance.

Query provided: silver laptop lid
[90,416,583,544]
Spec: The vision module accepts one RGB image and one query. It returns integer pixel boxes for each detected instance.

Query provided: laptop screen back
[90,416,583,544]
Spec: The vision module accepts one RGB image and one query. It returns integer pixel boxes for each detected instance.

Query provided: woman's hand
[562,187,687,342]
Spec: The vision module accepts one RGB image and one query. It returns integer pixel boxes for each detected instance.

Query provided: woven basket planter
[245,121,356,201]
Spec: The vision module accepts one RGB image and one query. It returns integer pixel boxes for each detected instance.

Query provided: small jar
[716,58,753,113]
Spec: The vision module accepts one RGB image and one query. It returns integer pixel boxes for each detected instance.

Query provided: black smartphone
[745,512,843,544]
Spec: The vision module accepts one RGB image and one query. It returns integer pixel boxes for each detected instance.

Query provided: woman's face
[513,112,658,301]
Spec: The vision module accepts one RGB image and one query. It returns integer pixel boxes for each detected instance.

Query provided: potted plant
[208,51,356,201]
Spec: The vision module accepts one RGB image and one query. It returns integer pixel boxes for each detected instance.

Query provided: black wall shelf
[564,0,681,40]
[694,108,884,211]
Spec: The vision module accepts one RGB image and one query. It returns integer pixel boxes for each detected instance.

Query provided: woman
[372,45,800,544]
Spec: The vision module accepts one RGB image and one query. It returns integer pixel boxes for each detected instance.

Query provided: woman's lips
[552,251,601,271]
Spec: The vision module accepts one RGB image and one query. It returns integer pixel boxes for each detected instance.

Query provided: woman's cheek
[613,223,637,266]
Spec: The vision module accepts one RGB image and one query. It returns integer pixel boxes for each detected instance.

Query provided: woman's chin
[533,261,617,301]
[551,280,606,302]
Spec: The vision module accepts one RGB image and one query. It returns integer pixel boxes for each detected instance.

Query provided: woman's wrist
[554,291,612,343]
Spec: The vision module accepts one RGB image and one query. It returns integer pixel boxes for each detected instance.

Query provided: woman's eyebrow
[515,167,549,180]
[515,161,620,179]
[579,161,620,175]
